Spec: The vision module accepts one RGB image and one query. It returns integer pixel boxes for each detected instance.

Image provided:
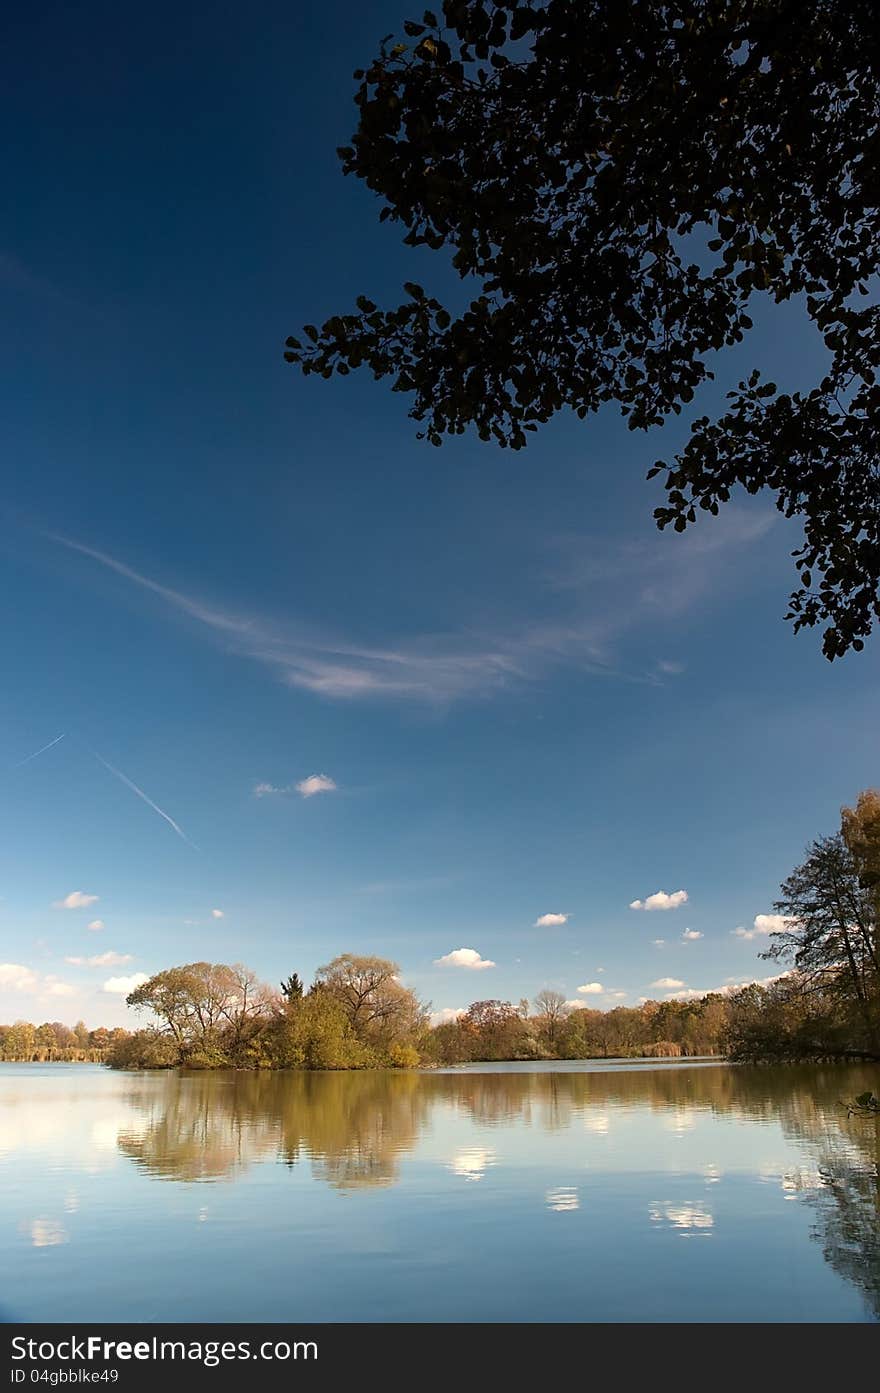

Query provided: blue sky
[2,0,878,1028]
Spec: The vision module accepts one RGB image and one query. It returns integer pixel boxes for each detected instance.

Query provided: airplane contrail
[14,732,66,767]
[91,750,198,849]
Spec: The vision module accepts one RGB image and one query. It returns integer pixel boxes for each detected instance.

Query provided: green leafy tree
[286,0,880,658]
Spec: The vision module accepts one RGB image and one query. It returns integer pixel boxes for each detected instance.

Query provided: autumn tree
[532,988,569,1049]
[460,999,529,1059]
[126,962,274,1064]
[286,0,880,659]
[841,789,880,941]
[314,953,427,1047]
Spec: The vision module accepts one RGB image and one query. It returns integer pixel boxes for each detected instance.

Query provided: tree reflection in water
[117,1063,880,1314]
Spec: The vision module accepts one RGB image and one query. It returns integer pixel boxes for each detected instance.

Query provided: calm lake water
[2,1059,878,1322]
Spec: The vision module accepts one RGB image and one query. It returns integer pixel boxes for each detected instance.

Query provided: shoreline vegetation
[4,789,878,1072]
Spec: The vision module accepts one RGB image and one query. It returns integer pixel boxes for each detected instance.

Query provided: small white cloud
[534,912,568,928]
[652,938,666,946]
[430,1007,466,1026]
[103,972,149,995]
[656,659,685,675]
[0,964,76,998]
[652,977,685,989]
[211,908,224,919]
[732,913,794,941]
[295,774,337,799]
[577,982,604,996]
[630,889,688,912]
[65,952,133,968]
[0,962,39,992]
[606,990,627,1000]
[681,928,703,941]
[53,891,99,910]
[42,979,76,998]
[434,948,495,970]
[86,919,104,932]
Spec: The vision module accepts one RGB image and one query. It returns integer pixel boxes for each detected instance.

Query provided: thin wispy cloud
[211,908,224,919]
[86,919,104,932]
[13,733,65,768]
[48,515,774,704]
[65,951,132,967]
[256,775,338,798]
[91,750,197,849]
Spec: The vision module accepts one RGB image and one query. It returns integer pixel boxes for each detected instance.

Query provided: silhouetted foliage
[285,1,880,658]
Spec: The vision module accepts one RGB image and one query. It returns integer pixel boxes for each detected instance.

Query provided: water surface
[2,1060,878,1322]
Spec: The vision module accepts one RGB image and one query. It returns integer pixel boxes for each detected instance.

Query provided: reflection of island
[117,1064,880,1314]
[118,1071,427,1188]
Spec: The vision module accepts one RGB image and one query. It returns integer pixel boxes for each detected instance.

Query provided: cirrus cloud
[434,948,495,970]
[629,890,688,911]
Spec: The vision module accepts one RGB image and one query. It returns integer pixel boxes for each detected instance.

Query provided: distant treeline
[0,1020,129,1063]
